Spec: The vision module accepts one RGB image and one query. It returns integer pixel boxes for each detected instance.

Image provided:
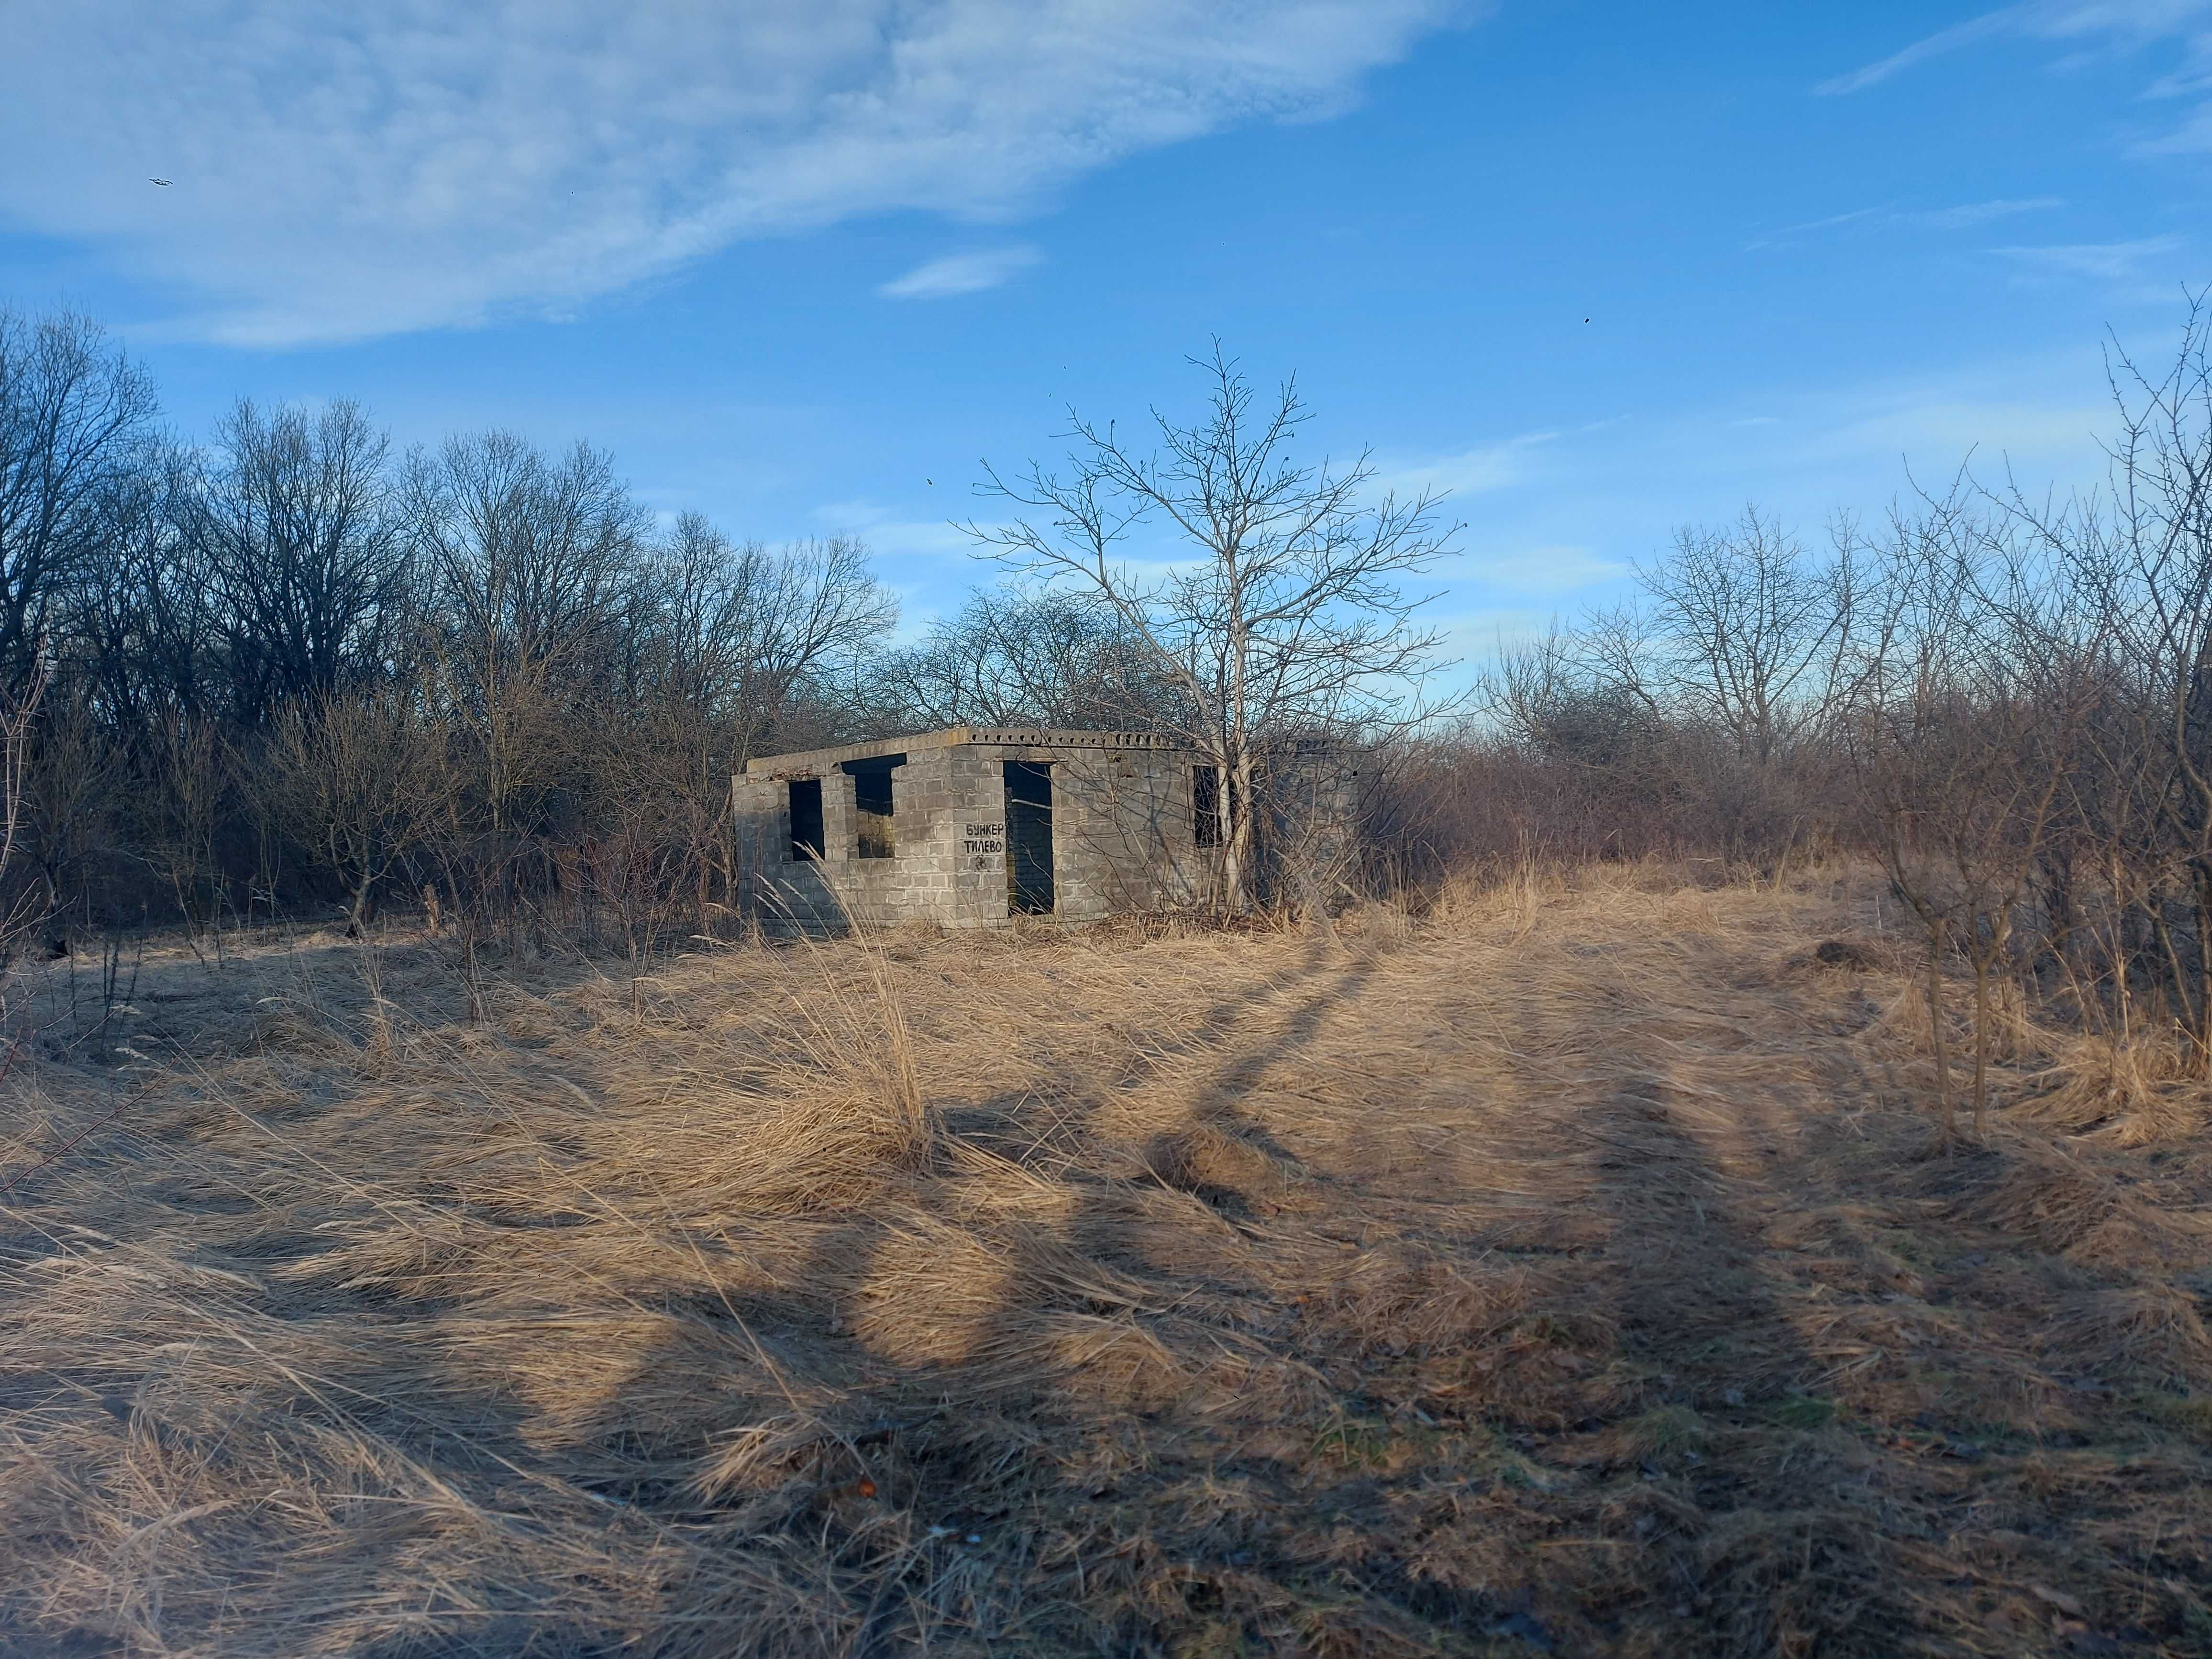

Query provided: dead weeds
[1,865,2209,1655]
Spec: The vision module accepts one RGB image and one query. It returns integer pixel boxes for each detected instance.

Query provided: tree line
[1396,296,2212,1143]
[11,290,2212,1136]
[0,311,1460,950]
[0,307,1012,951]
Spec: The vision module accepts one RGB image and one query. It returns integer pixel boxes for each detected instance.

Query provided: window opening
[1004,760,1055,915]
[787,777,824,861]
[1194,764,1236,849]
[841,753,905,859]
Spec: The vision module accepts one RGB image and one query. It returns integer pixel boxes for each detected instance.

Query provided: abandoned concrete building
[730,727,1360,928]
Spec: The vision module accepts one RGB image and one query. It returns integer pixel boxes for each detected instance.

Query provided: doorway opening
[841,754,905,859]
[787,778,824,861]
[1003,761,1055,916]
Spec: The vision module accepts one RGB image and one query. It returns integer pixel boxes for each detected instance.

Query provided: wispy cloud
[2137,104,2212,152]
[1788,387,2109,468]
[1912,196,2067,228]
[1375,431,1560,500]
[1471,544,1627,595]
[1992,234,2187,280]
[1412,350,2117,637]
[1811,2,2212,211]
[879,246,1042,300]
[0,0,1462,346]
[1814,0,2212,127]
[1815,8,2023,96]
[1745,197,2064,251]
[812,498,975,557]
[1742,206,1891,251]
[1434,605,1562,659]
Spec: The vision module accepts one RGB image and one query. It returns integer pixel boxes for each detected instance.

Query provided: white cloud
[1434,605,1560,658]
[1818,1,2212,95]
[1409,349,2119,632]
[1814,8,2024,96]
[0,0,1463,346]
[2145,28,2212,96]
[1648,354,2115,490]
[1376,430,1560,499]
[1815,0,2212,164]
[1745,197,2064,251]
[1992,233,2188,280]
[2138,104,2212,151]
[879,245,1042,299]
[1911,196,2066,228]
[1469,544,1626,595]
[1787,391,2108,470]
[1740,205,1890,251]
[812,497,984,570]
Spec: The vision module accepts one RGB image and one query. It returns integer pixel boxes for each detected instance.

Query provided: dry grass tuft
[4,863,2212,1654]
[2023,1033,2212,1144]
[1959,1139,2158,1257]
[2043,1285,2212,1387]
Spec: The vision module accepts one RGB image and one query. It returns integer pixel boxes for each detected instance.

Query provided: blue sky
[3,1,2207,656]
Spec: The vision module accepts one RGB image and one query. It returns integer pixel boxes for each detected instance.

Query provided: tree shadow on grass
[748,927,1392,1654]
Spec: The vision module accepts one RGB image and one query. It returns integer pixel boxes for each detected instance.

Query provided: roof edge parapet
[741,726,1196,776]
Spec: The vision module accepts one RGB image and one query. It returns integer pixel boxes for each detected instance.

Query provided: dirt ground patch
[3,868,2210,1656]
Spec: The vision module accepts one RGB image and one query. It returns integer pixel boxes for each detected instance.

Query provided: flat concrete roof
[742,726,1195,776]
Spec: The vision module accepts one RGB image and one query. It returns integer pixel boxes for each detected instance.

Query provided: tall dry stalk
[780,881,929,1161]
[0,658,50,1056]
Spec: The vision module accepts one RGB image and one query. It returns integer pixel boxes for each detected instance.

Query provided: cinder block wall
[944,745,1014,925]
[736,746,1005,929]
[732,731,1351,929]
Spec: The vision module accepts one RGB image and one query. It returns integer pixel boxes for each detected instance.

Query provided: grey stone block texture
[730,726,1358,929]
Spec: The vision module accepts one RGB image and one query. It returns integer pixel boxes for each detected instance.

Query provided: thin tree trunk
[1230,747,1256,915]
[347,862,375,936]
[1927,916,1954,1148]
[2154,900,2194,1058]
[2195,869,2212,1077]
[1971,949,1990,1140]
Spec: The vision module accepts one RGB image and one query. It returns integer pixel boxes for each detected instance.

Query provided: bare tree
[619,514,894,930]
[0,310,159,686]
[407,432,645,857]
[266,691,451,935]
[883,587,1180,730]
[66,443,223,731]
[1842,496,1989,1144]
[19,684,122,939]
[1637,506,1844,765]
[968,347,1456,911]
[638,515,892,761]
[2009,294,2212,1067]
[143,708,228,949]
[1933,658,2075,1140]
[185,399,408,723]
[0,662,49,977]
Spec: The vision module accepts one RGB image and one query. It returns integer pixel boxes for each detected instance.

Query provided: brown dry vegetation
[3,865,2212,1658]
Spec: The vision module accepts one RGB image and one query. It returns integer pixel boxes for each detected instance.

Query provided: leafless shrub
[264,691,451,934]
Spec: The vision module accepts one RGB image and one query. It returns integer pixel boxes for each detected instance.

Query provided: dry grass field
[3,867,2211,1657]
